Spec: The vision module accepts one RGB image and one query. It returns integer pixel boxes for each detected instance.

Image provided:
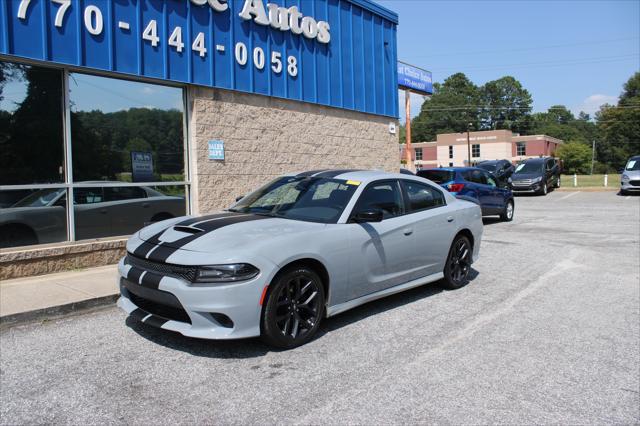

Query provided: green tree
[596,72,640,169]
[480,76,533,134]
[555,142,593,173]
[411,73,482,142]
[531,105,597,144]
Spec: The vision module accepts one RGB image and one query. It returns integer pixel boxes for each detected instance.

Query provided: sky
[2,0,638,120]
[381,0,640,124]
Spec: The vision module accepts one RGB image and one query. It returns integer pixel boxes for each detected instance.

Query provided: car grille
[512,179,534,186]
[125,253,197,282]
[128,291,192,324]
[629,180,640,187]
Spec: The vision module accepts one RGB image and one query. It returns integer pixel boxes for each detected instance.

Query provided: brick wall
[190,87,399,214]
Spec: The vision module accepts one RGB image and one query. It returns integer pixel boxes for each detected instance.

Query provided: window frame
[472,144,481,158]
[0,58,191,247]
[448,145,454,159]
[516,142,526,156]
[399,179,447,214]
[349,179,406,222]
[415,148,423,161]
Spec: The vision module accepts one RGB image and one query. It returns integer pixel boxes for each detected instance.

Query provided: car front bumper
[116,258,274,340]
[621,180,640,192]
[511,183,543,193]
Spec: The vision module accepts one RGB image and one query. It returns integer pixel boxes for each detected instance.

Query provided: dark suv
[477,159,515,187]
[511,157,560,195]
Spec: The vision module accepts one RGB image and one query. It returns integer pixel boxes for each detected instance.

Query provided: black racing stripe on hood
[146,213,271,263]
[132,212,244,259]
[296,169,330,177]
[314,169,362,178]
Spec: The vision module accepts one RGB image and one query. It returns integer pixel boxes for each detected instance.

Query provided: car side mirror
[235,195,244,202]
[352,209,384,223]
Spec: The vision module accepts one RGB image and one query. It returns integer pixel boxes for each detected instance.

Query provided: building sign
[131,151,154,182]
[0,0,399,117]
[397,61,432,95]
[208,140,225,160]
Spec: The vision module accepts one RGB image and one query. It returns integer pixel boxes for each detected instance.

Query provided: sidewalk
[0,265,119,328]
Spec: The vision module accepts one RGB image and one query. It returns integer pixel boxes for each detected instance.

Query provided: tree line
[402,72,640,173]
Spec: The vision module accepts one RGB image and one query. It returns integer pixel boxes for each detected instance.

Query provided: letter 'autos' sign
[0,0,399,117]
[397,61,433,96]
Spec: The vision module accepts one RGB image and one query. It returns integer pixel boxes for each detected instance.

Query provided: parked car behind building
[511,157,560,195]
[417,167,514,221]
[621,155,640,195]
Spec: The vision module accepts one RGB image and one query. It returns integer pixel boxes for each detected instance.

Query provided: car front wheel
[539,182,548,195]
[500,200,514,222]
[261,266,325,349]
[441,235,472,290]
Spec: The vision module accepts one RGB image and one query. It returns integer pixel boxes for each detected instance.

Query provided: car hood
[137,212,325,254]
[624,170,640,178]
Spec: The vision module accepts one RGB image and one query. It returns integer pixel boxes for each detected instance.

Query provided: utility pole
[591,140,596,175]
[466,123,472,166]
[404,89,414,171]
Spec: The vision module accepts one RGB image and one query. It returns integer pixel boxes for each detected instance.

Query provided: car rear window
[417,170,456,184]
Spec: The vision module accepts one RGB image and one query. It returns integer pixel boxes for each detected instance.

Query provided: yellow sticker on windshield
[346,180,361,186]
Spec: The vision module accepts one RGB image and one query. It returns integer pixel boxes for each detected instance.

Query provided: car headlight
[622,174,630,181]
[193,264,259,283]
[533,176,543,183]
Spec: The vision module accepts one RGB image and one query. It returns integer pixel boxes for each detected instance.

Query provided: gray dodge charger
[118,170,483,348]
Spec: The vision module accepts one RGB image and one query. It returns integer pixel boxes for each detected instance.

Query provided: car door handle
[403,228,413,236]
[447,216,454,222]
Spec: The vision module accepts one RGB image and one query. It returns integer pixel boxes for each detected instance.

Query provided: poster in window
[131,151,154,182]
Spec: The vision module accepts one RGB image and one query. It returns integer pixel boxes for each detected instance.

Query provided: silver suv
[621,155,640,195]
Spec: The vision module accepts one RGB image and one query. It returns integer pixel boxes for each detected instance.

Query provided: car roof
[421,167,478,172]
[287,169,412,183]
[521,157,546,163]
[630,155,640,161]
[478,160,501,165]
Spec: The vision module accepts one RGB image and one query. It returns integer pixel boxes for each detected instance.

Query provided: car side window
[484,173,497,187]
[402,180,445,212]
[104,187,146,201]
[466,170,486,185]
[353,180,404,220]
[74,188,104,204]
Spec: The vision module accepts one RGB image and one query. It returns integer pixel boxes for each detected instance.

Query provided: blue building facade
[0,0,399,117]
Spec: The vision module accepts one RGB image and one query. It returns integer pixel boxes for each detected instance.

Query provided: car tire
[440,235,472,290]
[539,182,548,196]
[620,189,628,196]
[555,177,561,189]
[500,200,514,222]
[260,266,325,349]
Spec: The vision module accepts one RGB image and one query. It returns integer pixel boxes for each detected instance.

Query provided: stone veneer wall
[189,87,399,214]
[0,239,126,280]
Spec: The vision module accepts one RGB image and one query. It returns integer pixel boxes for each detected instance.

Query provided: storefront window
[0,60,188,249]
[0,63,64,185]
[69,73,185,183]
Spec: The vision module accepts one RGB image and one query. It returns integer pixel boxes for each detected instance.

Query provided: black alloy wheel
[441,235,472,290]
[540,182,548,196]
[261,267,325,348]
[500,200,515,222]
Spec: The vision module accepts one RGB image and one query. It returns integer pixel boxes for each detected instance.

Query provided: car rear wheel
[555,177,561,188]
[261,266,325,349]
[441,235,472,290]
[500,200,514,222]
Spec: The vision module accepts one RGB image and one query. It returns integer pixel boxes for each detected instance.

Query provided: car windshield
[625,159,640,171]
[229,176,358,223]
[12,188,65,207]
[477,163,497,172]
[514,162,543,174]
[418,170,456,184]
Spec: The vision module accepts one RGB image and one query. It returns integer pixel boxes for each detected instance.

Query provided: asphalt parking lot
[1,191,639,425]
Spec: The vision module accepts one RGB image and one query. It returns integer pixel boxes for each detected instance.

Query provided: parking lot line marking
[626,196,631,200]
[558,192,579,200]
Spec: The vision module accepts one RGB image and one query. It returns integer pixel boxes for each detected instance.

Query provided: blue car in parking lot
[417,167,515,221]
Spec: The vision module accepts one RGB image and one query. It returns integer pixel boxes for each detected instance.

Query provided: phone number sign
[0,0,400,118]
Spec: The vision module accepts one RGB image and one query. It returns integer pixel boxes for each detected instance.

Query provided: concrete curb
[0,294,119,331]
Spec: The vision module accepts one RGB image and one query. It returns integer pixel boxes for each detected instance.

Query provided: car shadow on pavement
[482,217,504,226]
[125,269,479,358]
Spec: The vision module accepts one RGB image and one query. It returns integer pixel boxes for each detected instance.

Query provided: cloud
[575,94,618,116]
[141,86,156,95]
